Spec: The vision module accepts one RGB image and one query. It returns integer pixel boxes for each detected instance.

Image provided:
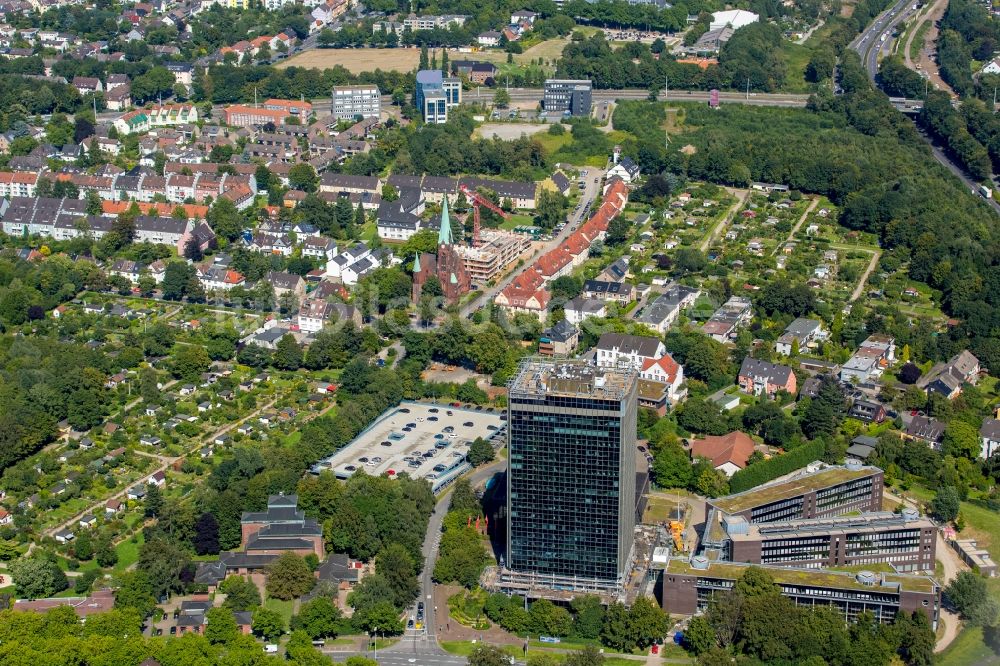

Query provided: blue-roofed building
[415,70,462,124]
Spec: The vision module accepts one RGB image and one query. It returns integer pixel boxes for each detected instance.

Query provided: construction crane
[459,184,509,247]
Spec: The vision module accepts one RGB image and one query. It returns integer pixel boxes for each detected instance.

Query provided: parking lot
[312,402,505,485]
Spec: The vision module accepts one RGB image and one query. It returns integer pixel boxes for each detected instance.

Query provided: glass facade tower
[506,360,637,584]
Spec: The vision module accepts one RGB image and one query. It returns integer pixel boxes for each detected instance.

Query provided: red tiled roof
[690,432,755,470]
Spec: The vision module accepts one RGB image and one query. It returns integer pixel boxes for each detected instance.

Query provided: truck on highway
[980,185,993,199]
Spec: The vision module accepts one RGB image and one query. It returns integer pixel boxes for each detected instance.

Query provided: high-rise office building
[506,359,638,587]
[544,79,593,117]
[415,70,462,124]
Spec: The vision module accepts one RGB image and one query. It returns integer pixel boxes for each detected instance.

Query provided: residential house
[775,318,826,356]
[848,399,887,423]
[902,416,946,450]
[918,350,981,400]
[979,419,1000,460]
[689,431,755,477]
[703,296,753,343]
[582,279,634,305]
[265,271,306,302]
[606,156,640,183]
[737,357,797,398]
[538,319,579,356]
[563,296,606,325]
[635,284,700,334]
[639,353,685,404]
[595,333,665,370]
[840,335,896,384]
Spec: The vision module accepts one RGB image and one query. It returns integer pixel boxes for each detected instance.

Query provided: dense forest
[938,0,997,97]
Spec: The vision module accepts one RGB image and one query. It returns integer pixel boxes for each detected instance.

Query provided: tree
[172,344,211,382]
[601,602,632,652]
[144,483,163,518]
[183,236,203,262]
[292,596,342,638]
[192,512,220,556]
[114,570,156,618]
[467,437,495,466]
[376,543,420,608]
[942,421,980,459]
[352,599,403,634]
[529,598,573,637]
[652,440,693,489]
[683,615,715,654]
[252,607,286,641]
[10,557,69,599]
[945,571,996,625]
[161,262,193,301]
[571,594,605,640]
[289,163,319,192]
[266,552,316,600]
[273,334,302,370]
[899,362,922,384]
[204,607,239,644]
[220,575,261,611]
[628,596,669,648]
[931,486,961,522]
[494,88,511,109]
[468,644,514,666]
[207,197,243,242]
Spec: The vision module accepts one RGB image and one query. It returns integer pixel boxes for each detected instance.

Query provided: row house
[1,196,87,236]
[320,172,381,196]
[113,104,198,135]
[702,296,754,343]
[302,235,338,260]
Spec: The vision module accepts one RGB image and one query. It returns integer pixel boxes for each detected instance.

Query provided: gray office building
[544,79,593,117]
[331,85,382,120]
[506,359,637,586]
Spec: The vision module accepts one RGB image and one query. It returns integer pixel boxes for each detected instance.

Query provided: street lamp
[373,627,378,662]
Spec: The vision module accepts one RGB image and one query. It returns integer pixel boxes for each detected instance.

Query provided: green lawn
[441,641,519,657]
[265,597,295,627]
[779,42,814,93]
[938,626,997,666]
[900,483,1000,663]
[113,532,144,572]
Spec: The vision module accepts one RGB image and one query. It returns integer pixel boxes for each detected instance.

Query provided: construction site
[455,229,532,286]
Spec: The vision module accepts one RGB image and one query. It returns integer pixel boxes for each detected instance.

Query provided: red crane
[459,184,509,247]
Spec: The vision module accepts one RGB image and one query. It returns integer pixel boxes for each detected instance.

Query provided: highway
[850,0,1000,214]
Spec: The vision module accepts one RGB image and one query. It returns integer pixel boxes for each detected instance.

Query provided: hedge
[728,440,826,494]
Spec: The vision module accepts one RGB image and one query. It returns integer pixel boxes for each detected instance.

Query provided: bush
[728,440,825,494]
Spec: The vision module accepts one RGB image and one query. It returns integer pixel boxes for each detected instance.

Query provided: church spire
[412,252,421,273]
[437,195,452,246]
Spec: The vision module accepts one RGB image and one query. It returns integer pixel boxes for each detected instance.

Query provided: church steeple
[437,195,452,246]
[412,252,421,273]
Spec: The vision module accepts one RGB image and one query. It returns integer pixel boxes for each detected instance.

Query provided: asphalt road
[460,166,605,319]
[383,458,509,660]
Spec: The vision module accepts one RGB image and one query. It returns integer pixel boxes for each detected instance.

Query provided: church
[412,196,471,303]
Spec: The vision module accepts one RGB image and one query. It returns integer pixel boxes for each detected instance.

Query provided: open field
[277,47,422,73]
[278,38,573,73]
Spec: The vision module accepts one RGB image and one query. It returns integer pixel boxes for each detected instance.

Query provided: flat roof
[709,465,880,515]
[730,512,935,542]
[508,358,636,401]
[662,558,937,594]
